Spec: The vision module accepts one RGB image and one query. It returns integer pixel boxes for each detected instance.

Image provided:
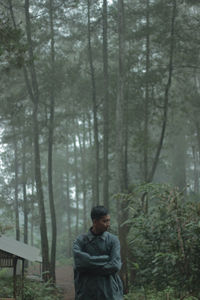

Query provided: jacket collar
[87,228,108,241]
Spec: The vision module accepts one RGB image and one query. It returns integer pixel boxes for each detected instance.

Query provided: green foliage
[0,276,13,298]
[185,0,200,5]
[0,276,62,300]
[125,287,198,300]
[127,183,200,298]
[0,14,26,69]
[23,279,62,300]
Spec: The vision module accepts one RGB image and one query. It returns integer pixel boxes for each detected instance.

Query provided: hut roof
[0,235,42,262]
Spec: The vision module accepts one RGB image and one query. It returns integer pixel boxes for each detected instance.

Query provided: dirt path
[56,265,75,300]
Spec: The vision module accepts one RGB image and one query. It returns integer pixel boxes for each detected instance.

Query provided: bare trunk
[48,0,57,282]
[124,74,130,191]
[24,0,50,281]
[33,106,50,280]
[82,116,87,230]
[73,131,80,236]
[148,0,177,182]
[172,130,186,192]
[66,134,72,257]
[192,146,199,194]
[22,132,28,244]
[116,0,129,292]
[77,118,87,231]
[194,121,200,193]
[116,0,126,193]
[13,126,20,241]
[195,121,200,159]
[144,0,150,182]
[88,113,95,207]
[30,139,35,247]
[124,111,129,191]
[87,0,99,205]
[102,0,109,209]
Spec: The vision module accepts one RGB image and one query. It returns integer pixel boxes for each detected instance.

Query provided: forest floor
[56,265,75,300]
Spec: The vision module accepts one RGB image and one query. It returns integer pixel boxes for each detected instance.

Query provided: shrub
[126,184,200,298]
[0,275,62,300]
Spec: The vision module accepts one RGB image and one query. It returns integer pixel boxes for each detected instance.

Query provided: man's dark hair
[91,206,109,220]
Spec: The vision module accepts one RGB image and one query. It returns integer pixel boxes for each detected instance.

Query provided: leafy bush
[125,287,198,300]
[0,275,62,300]
[0,277,13,298]
[126,184,200,298]
[24,279,63,300]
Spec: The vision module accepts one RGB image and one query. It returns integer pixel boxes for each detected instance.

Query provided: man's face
[93,214,110,233]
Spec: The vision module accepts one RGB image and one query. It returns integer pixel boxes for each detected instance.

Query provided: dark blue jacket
[73,230,123,300]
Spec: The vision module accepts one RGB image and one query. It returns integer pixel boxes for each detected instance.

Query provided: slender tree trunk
[124,93,129,191]
[144,0,150,182]
[87,0,99,205]
[116,0,129,292]
[148,0,177,182]
[195,121,200,157]
[82,116,87,230]
[172,130,186,192]
[13,126,20,241]
[77,118,87,231]
[30,183,34,246]
[87,113,95,207]
[73,134,80,236]
[102,0,109,209]
[30,138,35,246]
[33,106,50,280]
[66,133,72,257]
[22,129,29,269]
[140,0,151,213]
[194,121,200,193]
[22,131,28,244]
[48,0,57,282]
[24,0,50,281]
[124,52,131,191]
[192,146,199,194]
[116,0,126,193]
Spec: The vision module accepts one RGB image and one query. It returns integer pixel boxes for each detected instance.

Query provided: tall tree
[148,0,177,182]
[48,0,57,282]
[116,0,129,292]
[22,129,28,244]
[144,0,150,182]
[102,0,109,209]
[13,125,20,241]
[115,0,126,193]
[73,129,80,236]
[24,0,50,281]
[66,132,72,257]
[87,0,100,205]
[77,116,87,231]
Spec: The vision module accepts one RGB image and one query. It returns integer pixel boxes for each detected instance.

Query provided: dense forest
[0,0,200,299]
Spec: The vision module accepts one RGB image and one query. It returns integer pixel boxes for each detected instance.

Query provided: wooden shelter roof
[0,235,42,263]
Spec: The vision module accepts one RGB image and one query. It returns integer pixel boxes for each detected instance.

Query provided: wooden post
[21,259,25,300]
[13,257,17,299]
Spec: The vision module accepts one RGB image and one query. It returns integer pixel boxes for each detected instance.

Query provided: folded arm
[73,234,122,276]
[73,237,109,271]
[97,236,122,275]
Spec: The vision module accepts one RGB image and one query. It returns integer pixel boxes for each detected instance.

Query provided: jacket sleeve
[73,236,109,271]
[97,235,122,275]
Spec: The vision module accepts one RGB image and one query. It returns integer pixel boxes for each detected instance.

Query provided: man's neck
[91,227,102,235]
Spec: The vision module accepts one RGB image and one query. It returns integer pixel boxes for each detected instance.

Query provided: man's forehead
[100,214,110,220]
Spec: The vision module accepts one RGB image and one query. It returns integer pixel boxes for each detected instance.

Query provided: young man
[73,206,123,300]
